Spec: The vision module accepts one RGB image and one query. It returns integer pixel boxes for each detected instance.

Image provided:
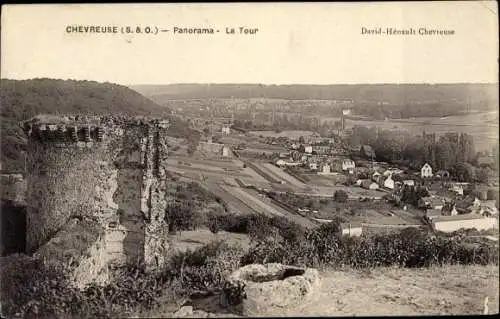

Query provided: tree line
[349,125,498,182]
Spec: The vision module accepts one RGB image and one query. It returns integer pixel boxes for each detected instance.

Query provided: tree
[247,214,274,241]
[166,201,203,235]
[476,167,491,184]
[187,141,198,155]
[333,190,348,203]
[208,212,221,238]
[344,174,357,186]
[415,186,429,200]
[317,216,347,236]
[453,162,476,182]
[435,141,455,170]
[401,185,418,206]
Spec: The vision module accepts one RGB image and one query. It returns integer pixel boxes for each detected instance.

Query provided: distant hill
[132,83,498,103]
[1,79,198,172]
[132,83,499,118]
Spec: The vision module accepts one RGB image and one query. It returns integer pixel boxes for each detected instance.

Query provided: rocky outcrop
[224,263,320,316]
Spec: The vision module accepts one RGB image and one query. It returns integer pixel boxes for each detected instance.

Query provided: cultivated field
[167,156,263,182]
[249,162,308,191]
[306,174,348,187]
[261,163,307,189]
[311,185,386,199]
[199,181,257,216]
[168,228,250,253]
[248,130,316,138]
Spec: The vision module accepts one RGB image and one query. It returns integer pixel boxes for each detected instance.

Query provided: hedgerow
[241,225,499,269]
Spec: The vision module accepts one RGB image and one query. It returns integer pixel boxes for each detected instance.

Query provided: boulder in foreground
[223,263,319,316]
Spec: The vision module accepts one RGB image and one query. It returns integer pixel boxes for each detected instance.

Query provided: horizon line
[129,82,499,86]
[1,77,498,86]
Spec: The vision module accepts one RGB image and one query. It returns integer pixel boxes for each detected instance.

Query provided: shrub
[166,202,205,233]
[241,226,499,270]
[163,240,243,294]
[1,241,245,318]
[333,190,348,203]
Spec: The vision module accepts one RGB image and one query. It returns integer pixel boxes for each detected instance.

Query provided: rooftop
[432,214,491,223]
[426,209,442,216]
[340,222,363,229]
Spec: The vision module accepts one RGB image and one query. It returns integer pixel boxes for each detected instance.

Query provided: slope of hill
[0,79,197,172]
[132,83,498,103]
[132,83,499,119]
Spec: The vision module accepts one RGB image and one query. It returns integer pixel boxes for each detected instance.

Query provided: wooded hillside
[1,79,198,172]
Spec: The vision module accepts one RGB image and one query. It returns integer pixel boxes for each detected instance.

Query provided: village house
[356,179,365,186]
[372,171,381,181]
[278,152,290,159]
[468,197,482,209]
[361,180,379,190]
[403,180,415,186]
[276,159,286,167]
[309,162,318,171]
[421,163,433,178]
[418,196,445,210]
[342,158,356,172]
[470,200,499,217]
[222,146,230,157]
[383,167,404,177]
[319,164,331,174]
[221,125,231,134]
[431,214,498,233]
[383,175,395,190]
[304,136,324,144]
[441,204,459,216]
[275,159,300,167]
[449,184,464,196]
[304,145,313,154]
[339,222,363,237]
[312,145,331,155]
[426,208,442,221]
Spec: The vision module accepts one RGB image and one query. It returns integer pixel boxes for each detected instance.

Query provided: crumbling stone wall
[34,218,108,289]
[23,116,170,286]
[0,174,26,203]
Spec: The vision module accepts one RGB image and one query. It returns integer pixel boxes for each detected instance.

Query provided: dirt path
[266,265,499,316]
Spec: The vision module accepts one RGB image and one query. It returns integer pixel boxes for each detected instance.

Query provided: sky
[1,2,498,85]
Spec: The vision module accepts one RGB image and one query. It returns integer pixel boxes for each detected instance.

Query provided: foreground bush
[162,240,243,293]
[207,212,306,242]
[1,241,244,318]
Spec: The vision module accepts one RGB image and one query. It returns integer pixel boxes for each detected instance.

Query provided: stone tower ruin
[22,115,170,272]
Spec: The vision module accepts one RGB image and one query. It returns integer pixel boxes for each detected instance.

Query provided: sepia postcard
[0,2,499,318]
